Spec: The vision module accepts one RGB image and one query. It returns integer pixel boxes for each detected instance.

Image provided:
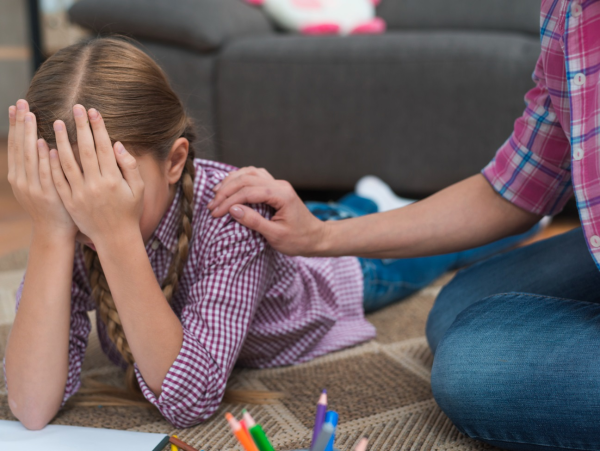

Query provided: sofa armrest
[378,0,540,36]
[69,0,273,52]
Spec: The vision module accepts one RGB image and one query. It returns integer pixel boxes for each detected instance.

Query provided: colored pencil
[354,437,368,451]
[169,436,200,451]
[311,389,328,449]
[323,411,338,451]
[243,410,276,451]
[311,422,335,451]
[240,419,251,436]
[240,414,253,442]
[171,434,179,451]
[226,412,260,451]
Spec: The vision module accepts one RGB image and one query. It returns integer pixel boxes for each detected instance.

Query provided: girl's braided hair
[26,37,281,407]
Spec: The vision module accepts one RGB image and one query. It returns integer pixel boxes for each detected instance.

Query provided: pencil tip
[225,412,233,420]
[242,408,247,414]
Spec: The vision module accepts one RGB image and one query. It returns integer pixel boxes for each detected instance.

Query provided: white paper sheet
[0,420,170,451]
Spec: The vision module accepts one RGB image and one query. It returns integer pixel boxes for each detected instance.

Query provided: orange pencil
[226,412,260,451]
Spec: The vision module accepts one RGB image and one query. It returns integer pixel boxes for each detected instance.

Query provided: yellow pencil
[171,434,180,451]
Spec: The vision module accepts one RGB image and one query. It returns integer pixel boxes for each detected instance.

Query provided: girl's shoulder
[189,158,273,241]
[191,158,236,211]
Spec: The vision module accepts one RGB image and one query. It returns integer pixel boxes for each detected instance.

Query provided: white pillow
[244,0,386,35]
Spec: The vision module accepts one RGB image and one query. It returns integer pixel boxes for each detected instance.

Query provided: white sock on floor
[355,176,415,212]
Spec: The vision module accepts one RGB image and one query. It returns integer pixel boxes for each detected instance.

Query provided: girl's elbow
[165,404,217,429]
[19,415,51,431]
[9,395,58,430]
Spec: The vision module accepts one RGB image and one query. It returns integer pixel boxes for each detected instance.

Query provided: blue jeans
[306,194,544,313]
[427,228,600,451]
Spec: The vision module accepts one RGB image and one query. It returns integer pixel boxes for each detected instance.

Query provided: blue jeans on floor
[427,228,600,451]
[306,194,544,313]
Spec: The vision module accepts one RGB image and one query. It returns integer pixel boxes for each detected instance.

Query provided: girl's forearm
[94,228,183,396]
[5,230,75,429]
[319,174,542,258]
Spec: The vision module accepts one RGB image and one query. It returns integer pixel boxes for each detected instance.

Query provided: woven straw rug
[0,248,501,451]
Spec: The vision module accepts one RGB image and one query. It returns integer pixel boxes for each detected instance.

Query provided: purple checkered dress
[6,159,375,427]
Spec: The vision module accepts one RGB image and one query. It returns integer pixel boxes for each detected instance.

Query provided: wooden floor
[0,135,580,259]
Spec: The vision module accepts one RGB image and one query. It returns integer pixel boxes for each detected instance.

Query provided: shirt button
[572,3,583,17]
[573,73,586,86]
[573,147,584,160]
[591,236,600,248]
[151,240,160,250]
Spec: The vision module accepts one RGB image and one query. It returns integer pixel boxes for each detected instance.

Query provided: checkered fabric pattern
[4,159,375,428]
[483,0,600,268]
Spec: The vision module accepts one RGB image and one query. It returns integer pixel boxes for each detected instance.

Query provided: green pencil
[242,410,275,451]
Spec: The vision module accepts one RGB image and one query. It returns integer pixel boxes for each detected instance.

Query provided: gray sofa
[69,0,542,196]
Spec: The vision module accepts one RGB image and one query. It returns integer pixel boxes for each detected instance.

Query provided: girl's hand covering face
[49,104,145,244]
[7,99,77,238]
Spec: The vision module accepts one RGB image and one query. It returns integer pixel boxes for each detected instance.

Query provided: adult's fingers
[14,99,30,181]
[49,148,72,203]
[72,104,100,179]
[87,108,119,177]
[210,168,275,211]
[214,166,274,192]
[114,142,144,197]
[53,120,84,190]
[210,185,274,217]
[211,179,292,218]
[23,112,40,190]
[7,106,16,184]
[229,204,283,243]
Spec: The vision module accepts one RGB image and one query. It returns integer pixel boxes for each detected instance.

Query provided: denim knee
[429,304,481,437]
[425,276,469,355]
[430,293,600,451]
[430,296,513,439]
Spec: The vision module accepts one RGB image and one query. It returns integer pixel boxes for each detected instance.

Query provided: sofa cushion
[216,32,540,194]
[69,0,273,52]
[377,0,540,36]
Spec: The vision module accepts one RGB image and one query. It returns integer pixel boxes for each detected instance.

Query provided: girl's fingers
[114,142,144,196]
[87,108,119,177]
[7,106,16,183]
[37,139,55,192]
[49,148,72,202]
[14,99,29,180]
[23,112,40,190]
[72,104,100,178]
[53,120,83,189]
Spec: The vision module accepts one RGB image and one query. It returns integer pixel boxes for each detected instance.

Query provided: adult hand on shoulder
[208,167,327,256]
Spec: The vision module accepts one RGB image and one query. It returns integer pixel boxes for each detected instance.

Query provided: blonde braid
[161,153,195,302]
[83,246,140,394]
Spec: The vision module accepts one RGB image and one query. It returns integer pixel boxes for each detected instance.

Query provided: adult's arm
[209,53,572,259]
[209,171,541,258]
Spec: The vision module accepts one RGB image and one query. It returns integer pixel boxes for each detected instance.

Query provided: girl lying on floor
[3,37,545,429]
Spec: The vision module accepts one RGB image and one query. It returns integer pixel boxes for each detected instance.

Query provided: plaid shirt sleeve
[134,216,270,428]
[482,53,573,216]
[3,261,92,407]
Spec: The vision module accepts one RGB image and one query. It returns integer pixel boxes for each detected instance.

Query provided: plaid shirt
[483,0,600,267]
[6,159,374,428]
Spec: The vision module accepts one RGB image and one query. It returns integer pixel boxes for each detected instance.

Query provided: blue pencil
[324,411,338,451]
[311,423,335,451]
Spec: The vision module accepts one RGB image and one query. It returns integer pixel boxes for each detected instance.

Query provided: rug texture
[0,248,501,451]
